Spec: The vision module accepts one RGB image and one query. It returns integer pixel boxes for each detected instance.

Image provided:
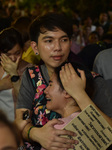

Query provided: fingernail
[71,145,75,148]
[74,133,77,136]
[74,140,79,145]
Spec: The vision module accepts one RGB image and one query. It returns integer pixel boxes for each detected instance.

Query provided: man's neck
[46,65,55,77]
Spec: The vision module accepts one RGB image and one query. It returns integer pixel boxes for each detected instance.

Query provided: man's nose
[54,41,62,51]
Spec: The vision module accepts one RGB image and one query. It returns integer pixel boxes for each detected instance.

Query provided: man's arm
[15,69,78,150]
[16,108,77,150]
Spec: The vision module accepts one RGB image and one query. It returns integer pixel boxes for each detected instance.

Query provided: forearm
[0,81,5,91]
[73,90,112,127]
[22,123,42,143]
[12,80,21,98]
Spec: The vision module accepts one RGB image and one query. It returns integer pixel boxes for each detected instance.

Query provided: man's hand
[1,54,20,76]
[0,75,12,90]
[15,109,31,132]
[31,119,78,150]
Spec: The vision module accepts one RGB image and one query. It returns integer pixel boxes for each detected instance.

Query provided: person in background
[93,47,112,97]
[88,31,100,44]
[13,16,41,65]
[83,16,96,32]
[96,25,105,40]
[0,110,25,150]
[0,27,32,121]
[71,23,85,54]
[94,12,110,33]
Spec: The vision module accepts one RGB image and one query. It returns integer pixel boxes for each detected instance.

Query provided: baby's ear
[63,90,71,98]
[31,41,39,55]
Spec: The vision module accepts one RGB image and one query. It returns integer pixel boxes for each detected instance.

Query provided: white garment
[0,72,14,121]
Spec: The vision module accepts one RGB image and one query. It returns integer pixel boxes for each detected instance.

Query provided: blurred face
[44,73,66,115]
[85,17,92,26]
[73,24,79,33]
[2,44,22,62]
[89,33,99,44]
[33,28,71,71]
[100,13,108,22]
[96,26,104,36]
[0,124,17,150]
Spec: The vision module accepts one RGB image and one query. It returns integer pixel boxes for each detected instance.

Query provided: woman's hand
[60,63,86,100]
[1,53,20,76]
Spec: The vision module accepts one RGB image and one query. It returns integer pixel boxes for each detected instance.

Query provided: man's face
[0,124,17,150]
[3,44,22,62]
[44,73,66,114]
[100,13,108,22]
[36,28,71,69]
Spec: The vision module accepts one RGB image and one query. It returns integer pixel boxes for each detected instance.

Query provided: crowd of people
[0,1,112,150]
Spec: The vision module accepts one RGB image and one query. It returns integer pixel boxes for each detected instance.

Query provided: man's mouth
[52,55,63,60]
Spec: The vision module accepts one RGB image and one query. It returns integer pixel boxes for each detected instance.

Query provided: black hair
[29,12,73,43]
[0,110,21,147]
[89,31,100,39]
[55,61,95,99]
[0,27,23,54]
[13,16,31,43]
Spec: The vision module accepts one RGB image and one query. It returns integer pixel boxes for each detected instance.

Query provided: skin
[16,28,77,150]
[44,74,67,115]
[1,44,22,76]
[0,44,22,96]
[44,74,81,118]
[31,28,71,76]
[60,63,112,127]
[0,123,17,150]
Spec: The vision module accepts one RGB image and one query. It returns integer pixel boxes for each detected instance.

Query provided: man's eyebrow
[42,35,68,40]
[49,80,53,83]
[42,36,53,40]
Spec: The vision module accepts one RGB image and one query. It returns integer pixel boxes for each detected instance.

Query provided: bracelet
[28,126,35,140]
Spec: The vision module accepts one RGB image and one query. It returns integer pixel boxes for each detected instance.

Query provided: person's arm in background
[1,54,21,97]
[0,74,13,91]
[60,63,112,127]
[15,69,77,150]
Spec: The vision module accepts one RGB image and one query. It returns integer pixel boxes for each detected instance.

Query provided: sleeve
[93,52,103,76]
[93,76,112,118]
[16,68,36,110]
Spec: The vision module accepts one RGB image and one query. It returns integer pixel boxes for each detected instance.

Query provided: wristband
[28,126,35,140]
[11,75,20,82]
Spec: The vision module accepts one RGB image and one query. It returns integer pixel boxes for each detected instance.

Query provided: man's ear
[31,41,39,55]
[63,90,71,99]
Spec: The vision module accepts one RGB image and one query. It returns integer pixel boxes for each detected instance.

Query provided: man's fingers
[48,119,64,127]
[56,128,77,137]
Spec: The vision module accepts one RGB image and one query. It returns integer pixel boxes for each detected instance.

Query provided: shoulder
[96,48,112,58]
